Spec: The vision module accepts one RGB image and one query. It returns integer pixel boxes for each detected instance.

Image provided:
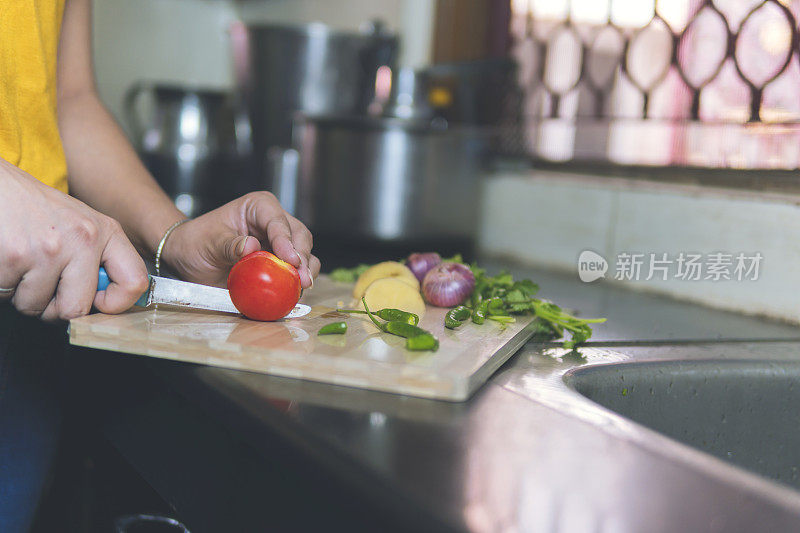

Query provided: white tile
[479,169,800,323]
[478,171,617,271]
[611,188,800,321]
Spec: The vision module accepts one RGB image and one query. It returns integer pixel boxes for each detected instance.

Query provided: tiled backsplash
[479,170,800,323]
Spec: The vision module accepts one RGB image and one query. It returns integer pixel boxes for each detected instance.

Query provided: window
[508,0,800,170]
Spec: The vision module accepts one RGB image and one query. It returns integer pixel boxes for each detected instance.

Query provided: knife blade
[97,267,310,318]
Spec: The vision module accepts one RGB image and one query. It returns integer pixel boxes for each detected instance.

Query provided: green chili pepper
[444,305,471,329]
[362,298,436,344]
[385,321,430,338]
[379,308,419,325]
[318,321,347,335]
[406,334,439,351]
[361,298,390,332]
[486,298,506,316]
[337,307,419,325]
[472,300,489,324]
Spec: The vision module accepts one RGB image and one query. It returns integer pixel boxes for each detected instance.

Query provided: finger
[244,194,302,267]
[296,254,312,289]
[265,217,301,267]
[0,286,16,301]
[288,217,313,261]
[93,232,149,314]
[218,234,261,266]
[287,217,315,285]
[309,254,321,278]
[46,252,101,321]
[12,267,62,318]
[0,241,29,301]
[287,216,313,252]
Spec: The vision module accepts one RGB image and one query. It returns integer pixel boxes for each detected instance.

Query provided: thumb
[221,234,260,265]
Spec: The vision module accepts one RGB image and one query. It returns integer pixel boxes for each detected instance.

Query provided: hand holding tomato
[228,251,301,321]
[161,192,319,290]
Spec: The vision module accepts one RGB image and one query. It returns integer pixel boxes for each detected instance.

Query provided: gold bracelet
[155,219,189,276]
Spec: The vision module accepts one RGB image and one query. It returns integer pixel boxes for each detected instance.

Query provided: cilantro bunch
[465,264,605,349]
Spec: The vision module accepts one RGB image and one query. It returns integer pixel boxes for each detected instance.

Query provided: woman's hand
[161,192,320,289]
[0,159,148,321]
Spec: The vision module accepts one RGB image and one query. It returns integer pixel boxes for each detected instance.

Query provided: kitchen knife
[97,267,311,318]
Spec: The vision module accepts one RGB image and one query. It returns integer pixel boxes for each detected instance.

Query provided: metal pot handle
[268,147,299,216]
[114,514,190,533]
[123,81,153,148]
[230,94,253,157]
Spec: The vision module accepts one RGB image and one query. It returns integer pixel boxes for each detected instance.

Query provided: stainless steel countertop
[173,341,800,532]
[93,260,800,532]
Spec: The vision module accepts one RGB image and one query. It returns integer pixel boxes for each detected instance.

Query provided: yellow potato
[353,261,419,299]
[361,278,426,318]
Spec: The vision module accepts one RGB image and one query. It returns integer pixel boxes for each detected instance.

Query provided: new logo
[578,250,608,283]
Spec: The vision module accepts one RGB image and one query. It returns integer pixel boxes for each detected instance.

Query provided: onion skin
[422,263,475,307]
[407,252,442,282]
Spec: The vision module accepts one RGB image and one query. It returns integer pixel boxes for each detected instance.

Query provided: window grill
[506,0,800,170]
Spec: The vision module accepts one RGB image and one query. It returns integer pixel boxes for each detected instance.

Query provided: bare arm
[56,0,184,258]
[56,0,319,288]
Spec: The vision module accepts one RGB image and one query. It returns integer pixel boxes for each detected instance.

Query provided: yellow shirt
[0,0,68,193]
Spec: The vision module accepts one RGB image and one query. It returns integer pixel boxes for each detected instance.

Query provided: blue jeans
[0,305,63,533]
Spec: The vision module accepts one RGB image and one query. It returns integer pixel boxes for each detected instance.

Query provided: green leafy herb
[329,264,371,283]
[441,253,464,264]
[443,265,605,349]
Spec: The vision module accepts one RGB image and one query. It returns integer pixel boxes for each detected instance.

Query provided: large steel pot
[235,22,397,166]
[280,115,488,247]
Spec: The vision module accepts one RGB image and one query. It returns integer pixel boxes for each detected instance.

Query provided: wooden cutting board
[69,276,537,401]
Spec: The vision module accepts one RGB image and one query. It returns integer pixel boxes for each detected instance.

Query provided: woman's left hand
[161,192,320,289]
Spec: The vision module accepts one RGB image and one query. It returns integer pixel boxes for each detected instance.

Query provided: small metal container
[281,114,488,247]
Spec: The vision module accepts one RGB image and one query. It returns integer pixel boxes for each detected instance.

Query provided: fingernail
[307,267,314,288]
[235,236,248,257]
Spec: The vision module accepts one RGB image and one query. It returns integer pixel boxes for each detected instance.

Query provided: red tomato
[227,251,301,321]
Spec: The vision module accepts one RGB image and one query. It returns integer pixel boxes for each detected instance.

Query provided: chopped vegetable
[362,277,426,318]
[331,254,605,350]
[353,261,419,299]
[406,334,439,351]
[462,265,606,348]
[471,300,487,324]
[338,307,419,326]
[318,321,347,335]
[442,264,605,349]
[444,305,471,329]
[362,297,439,351]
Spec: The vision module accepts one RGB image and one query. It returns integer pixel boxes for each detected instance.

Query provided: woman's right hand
[0,158,148,321]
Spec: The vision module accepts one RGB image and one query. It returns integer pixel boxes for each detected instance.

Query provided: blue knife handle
[97,267,111,291]
[97,267,149,307]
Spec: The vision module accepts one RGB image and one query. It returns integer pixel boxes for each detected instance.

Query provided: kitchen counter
[70,260,800,532]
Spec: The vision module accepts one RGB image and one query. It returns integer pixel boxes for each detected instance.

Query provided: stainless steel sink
[563,360,800,490]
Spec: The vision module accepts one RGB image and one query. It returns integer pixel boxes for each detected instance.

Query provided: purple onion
[406,252,442,282]
[422,263,475,307]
